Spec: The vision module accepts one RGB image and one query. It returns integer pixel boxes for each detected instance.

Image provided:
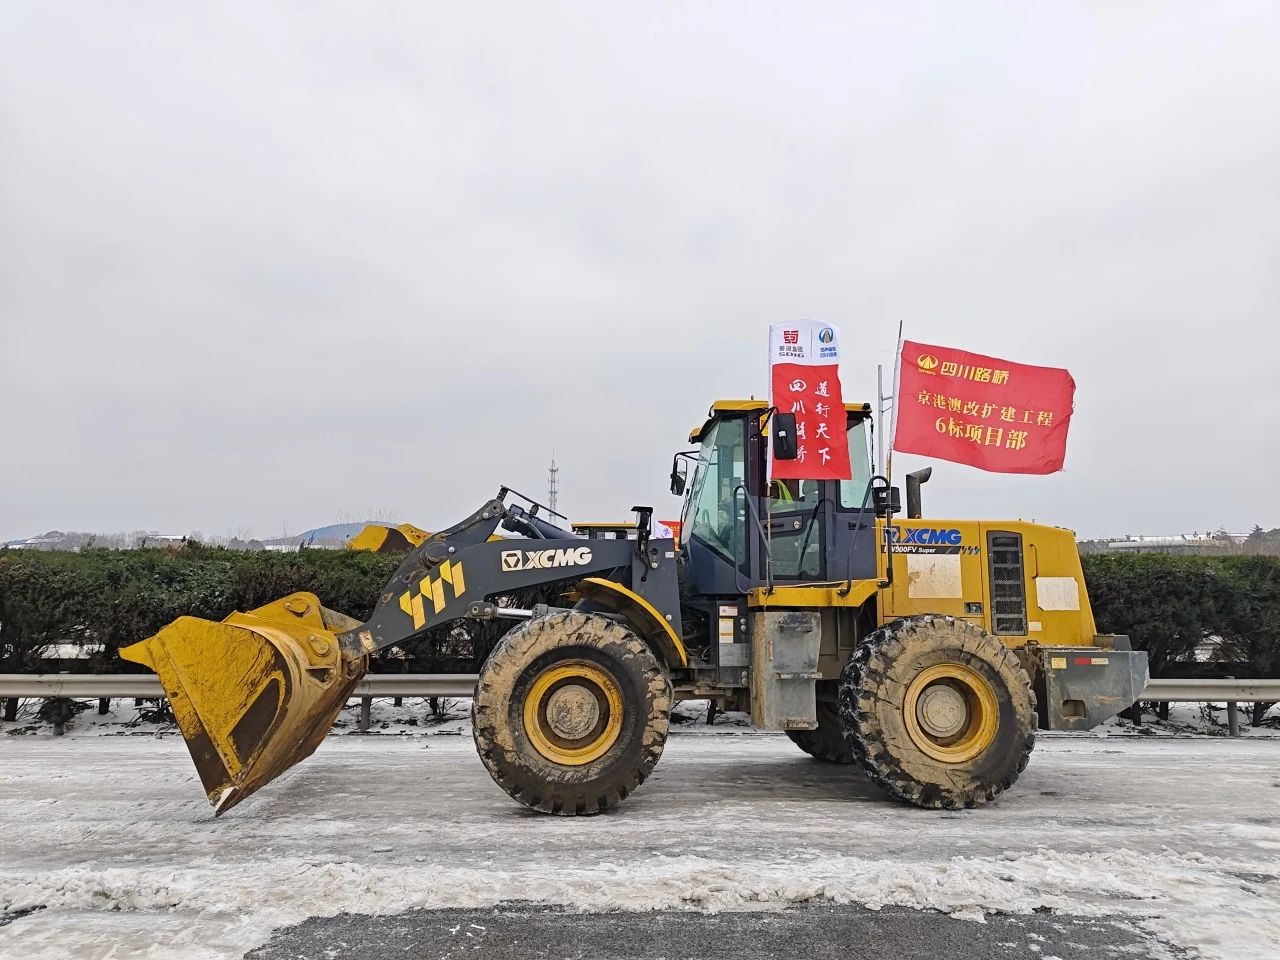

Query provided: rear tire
[473,611,671,815]
[785,700,854,763]
[839,615,1035,809]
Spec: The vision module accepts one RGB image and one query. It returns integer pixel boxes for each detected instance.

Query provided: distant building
[1097,532,1250,554]
[261,521,379,552]
[2,534,65,550]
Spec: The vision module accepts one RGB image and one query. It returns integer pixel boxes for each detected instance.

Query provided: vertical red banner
[768,321,851,480]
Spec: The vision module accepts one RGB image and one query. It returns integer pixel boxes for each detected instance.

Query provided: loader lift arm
[339,489,683,660]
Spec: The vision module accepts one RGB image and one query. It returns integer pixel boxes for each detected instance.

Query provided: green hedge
[1082,553,1280,680]
[0,546,401,674]
[2,547,1277,681]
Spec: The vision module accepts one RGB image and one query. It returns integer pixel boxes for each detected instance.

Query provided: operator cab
[671,400,878,599]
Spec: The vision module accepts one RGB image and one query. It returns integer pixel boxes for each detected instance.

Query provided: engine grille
[987,532,1028,635]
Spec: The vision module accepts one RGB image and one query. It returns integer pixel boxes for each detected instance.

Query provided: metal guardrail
[2,675,1277,701]
[0,674,479,699]
[0,675,1275,736]
[1141,678,1280,702]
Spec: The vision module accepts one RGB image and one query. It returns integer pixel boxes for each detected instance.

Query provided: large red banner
[768,321,851,480]
[893,340,1075,474]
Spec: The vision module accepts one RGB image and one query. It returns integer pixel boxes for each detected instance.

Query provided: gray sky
[2,2,1278,542]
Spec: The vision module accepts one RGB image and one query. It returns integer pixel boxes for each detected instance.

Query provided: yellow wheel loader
[121,399,1147,816]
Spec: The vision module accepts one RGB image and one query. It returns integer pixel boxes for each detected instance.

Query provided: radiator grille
[987,532,1027,636]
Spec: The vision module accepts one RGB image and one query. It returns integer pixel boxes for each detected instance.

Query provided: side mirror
[873,485,902,518]
[669,457,687,496]
[772,412,799,461]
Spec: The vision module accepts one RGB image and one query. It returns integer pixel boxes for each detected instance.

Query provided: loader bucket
[120,592,367,816]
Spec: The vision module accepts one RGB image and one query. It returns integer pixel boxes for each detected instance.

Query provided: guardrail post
[98,698,110,715]
[1225,676,1240,737]
[359,696,372,732]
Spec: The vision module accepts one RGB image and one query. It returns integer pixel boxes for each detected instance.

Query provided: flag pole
[875,364,885,475]
[885,321,905,487]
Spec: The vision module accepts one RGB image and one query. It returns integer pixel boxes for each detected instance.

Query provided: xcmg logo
[501,546,593,572]
[889,527,963,546]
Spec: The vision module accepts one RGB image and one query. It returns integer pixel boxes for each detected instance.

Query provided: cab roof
[688,398,872,443]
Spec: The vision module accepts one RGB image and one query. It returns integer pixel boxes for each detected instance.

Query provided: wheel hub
[915,683,968,738]
[522,661,624,766]
[544,684,602,741]
[902,663,999,764]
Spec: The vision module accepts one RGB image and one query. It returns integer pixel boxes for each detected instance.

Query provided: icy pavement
[1,731,1278,960]
[246,903,1185,960]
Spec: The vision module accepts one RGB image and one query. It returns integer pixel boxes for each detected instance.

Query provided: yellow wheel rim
[522,661,624,766]
[902,663,998,764]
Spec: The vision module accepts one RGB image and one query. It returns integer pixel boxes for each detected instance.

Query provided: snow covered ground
[1,713,1278,959]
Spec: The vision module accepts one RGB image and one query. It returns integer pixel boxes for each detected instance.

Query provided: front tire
[839,615,1036,809]
[473,611,671,815]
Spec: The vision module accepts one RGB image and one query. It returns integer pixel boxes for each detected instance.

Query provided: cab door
[762,478,826,581]
[680,415,752,595]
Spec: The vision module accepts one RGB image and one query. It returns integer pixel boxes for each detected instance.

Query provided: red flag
[768,321,851,480]
[893,340,1075,474]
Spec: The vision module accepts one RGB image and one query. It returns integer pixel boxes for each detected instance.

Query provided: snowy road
[1,730,1278,959]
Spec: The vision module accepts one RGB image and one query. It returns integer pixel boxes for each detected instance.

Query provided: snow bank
[3,846,1276,960]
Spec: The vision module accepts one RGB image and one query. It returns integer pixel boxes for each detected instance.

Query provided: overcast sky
[2,2,1278,543]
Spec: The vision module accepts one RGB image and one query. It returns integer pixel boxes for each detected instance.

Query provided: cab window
[682,418,747,564]
[766,478,822,504]
[837,418,874,508]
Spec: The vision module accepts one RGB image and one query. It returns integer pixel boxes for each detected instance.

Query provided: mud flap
[749,611,821,731]
[120,592,366,815]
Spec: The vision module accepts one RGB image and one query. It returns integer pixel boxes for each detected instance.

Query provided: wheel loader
[121,399,1147,816]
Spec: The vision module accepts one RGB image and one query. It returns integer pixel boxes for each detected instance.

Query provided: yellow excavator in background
[122,399,1146,818]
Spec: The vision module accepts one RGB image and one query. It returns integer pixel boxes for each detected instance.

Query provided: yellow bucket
[120,592,367,815]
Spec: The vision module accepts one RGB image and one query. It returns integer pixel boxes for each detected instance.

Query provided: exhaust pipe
[905,468,932,519]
